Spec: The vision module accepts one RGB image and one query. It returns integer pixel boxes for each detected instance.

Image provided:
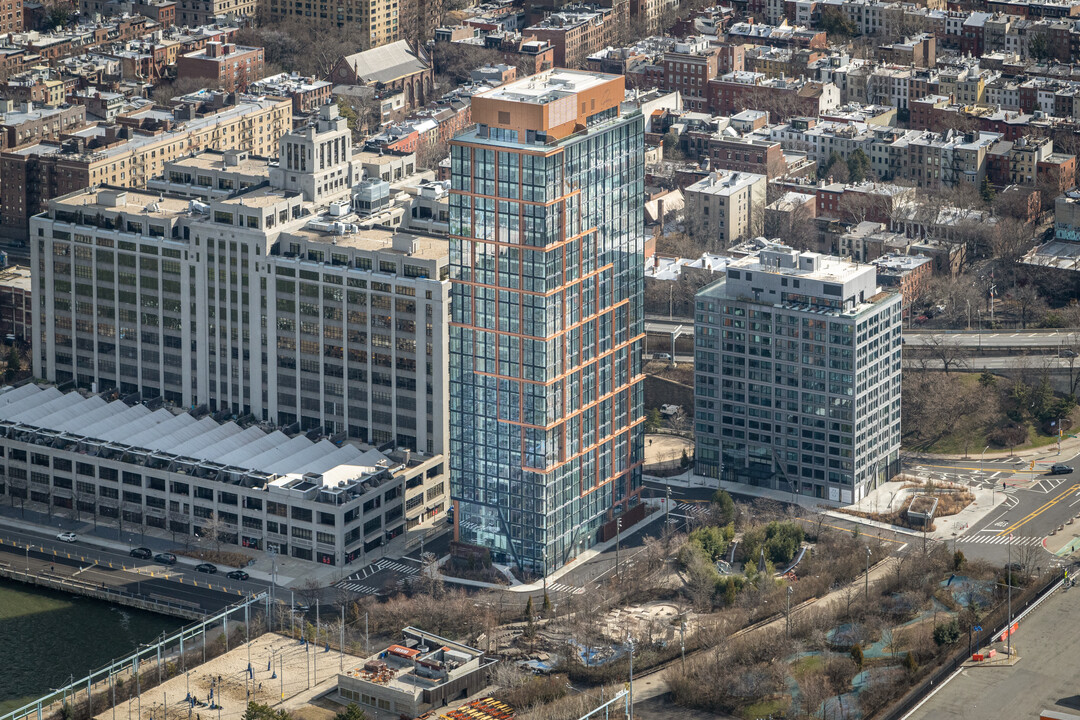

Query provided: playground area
[96,633,361,720]
[772,575,999,720]
[599,601,695,646]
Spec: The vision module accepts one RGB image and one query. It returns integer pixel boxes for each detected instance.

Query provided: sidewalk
[648,470,827,513]
[0,502,446,589]
[440,500,674,594]
[904,432,1080,463]
[649,472,1005,541]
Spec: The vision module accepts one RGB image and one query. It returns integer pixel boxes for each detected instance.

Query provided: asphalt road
[903,330,1078,348]
[0,524,269,612]
[914,355,1079,370]
[909,454,1080,565]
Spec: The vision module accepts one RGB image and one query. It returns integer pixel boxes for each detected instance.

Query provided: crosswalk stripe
[958,535,1042,545]
[547,582,584,594]
[337,582,379,594]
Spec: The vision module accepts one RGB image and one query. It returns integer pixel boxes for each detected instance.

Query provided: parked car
[195,563,217,574]
[226,569,249,581]
[154,552,177,565]
[129,547,153,559]
[652,353,671,360]
[1050,464,1074,475]
[1060,349,1077,358]
[56,532,77,543]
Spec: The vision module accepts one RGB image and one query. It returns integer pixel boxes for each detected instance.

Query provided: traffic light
[1031,461,1036,471]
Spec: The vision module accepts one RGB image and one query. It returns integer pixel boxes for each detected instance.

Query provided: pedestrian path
[956,534,1044,547]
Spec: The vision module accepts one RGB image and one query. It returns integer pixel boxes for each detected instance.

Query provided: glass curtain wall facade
[448,71,646,574]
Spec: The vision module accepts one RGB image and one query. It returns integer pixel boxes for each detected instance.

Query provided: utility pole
[1007,534,1013,658]
[627,633,634,720]
[340,604,345,673]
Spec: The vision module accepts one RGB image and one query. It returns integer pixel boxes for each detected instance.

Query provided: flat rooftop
[0,265,31,291]
[165,150,271,175]
[686,171,764,196]
[218,185,295,208]
[0,384,397,489]
[0,104,81,126]
[906,586,1078,720]
[52,187,191,219]
[343,627,484,699]
[286,224,449,261]
[873,253,932,271]
[726,242,875,284]
[478,68,614,105]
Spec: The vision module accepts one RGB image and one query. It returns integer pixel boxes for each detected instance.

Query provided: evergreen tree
[850,643,864,669]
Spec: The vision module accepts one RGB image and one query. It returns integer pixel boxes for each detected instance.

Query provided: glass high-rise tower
[448,70,645,574]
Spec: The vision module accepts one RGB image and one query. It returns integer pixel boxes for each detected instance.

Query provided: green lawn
[740,698,790,720]
[913,421,1065,455]
[792,653,825,679]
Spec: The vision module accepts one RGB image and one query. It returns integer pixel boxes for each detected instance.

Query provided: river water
[0,578,182,715]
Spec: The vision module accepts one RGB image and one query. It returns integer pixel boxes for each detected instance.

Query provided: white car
[56,532,76,543]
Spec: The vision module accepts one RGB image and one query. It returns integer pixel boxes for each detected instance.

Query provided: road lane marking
[996,482,1080,536]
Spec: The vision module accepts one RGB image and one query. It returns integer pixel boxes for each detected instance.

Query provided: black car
[195,562,217,574]
[1051,464,1075,474]
[154,552,177,565]
[226,569,249,581]
[129,547,153,559]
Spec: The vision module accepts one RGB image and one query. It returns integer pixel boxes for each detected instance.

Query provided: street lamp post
[786,586,793,639]
[680,612,686,669]
[864,546,871,599]
[627,633,634,720]
[615,517,622,579]
[542,547,547,601]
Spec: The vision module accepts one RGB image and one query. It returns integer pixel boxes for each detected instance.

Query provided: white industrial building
[0,384,447,566]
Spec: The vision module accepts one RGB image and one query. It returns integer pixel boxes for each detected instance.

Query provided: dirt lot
[644,433,693,466]
[98,633,364,720]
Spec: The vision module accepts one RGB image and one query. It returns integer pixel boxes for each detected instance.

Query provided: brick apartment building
[0,0,21,34]
[0,93,291,240]
[176,41,265,91]
[661,37,720,112]
[525,6,617,68]
[0,102,86,151]
[707,135,788,178]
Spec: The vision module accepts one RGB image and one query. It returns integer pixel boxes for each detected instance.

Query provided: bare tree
[1012,283,1048,329]
[1013,539,1043,581]
[197,512,228,555]
[921,333,968,374]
